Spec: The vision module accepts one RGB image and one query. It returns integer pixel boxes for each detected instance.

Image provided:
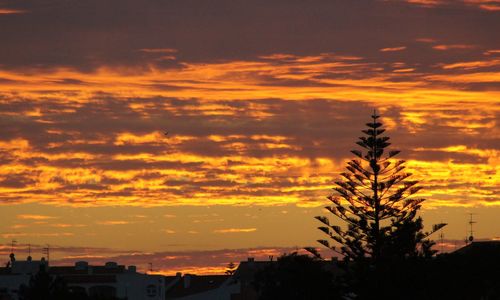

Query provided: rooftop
[452,240,500,257]
[166,274,230,299]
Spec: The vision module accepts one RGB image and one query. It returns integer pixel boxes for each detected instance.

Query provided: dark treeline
[253,248,500,300]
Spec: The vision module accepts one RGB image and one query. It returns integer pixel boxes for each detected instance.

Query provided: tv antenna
[27,243,32,261]
[42,245,50,263]
[467,213,477,244]
[10,239,17,253]
[148,262,153,273]
[439,225,445,253]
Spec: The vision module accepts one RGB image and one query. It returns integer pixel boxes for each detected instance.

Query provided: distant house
[229,258,271,300]
[452,240,500,256]
[0,254,165,300]
[165,274,237,300]
[230,257,344,300]
[164,258,267,300]
[163,257,343,300]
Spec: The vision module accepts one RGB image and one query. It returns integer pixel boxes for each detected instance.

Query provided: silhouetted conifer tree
[311,111,445,264]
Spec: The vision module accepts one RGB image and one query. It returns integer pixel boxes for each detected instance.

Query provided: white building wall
[0,262,166,300]
[116,273,165,300]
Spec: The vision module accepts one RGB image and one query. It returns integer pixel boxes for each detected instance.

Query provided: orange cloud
[484,50,500,56]
[213,228,257,233]
[440,59,500,70]
[16,214,56,220]
[416,38,437,43]
[0,51,497,210]
[433,44,476,51]
[406,0,444,6]
[139,48,177,54]
[380,46,407,52]
[46,246,307,275]
[463,0,500,10]
[50,223,87,228]
[96,220,130,225]
[1,232,74,239]
[114,131,165,145]
[393,68,415,73]
[402,0,500,11]
[0,9,26,14]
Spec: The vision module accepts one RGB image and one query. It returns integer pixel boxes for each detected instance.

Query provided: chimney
[105,262,118,269]
[183,274,191,289]
[247,257,254,262]
[75,261,89,271]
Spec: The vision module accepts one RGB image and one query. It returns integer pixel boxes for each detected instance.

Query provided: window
[89,285,116,298]
[146,284,157,297]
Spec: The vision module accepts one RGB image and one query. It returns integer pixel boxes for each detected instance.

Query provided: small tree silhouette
[253,252,340,300]
[309,111,445,264]
[18,264,71,300]
[225,262,237,275]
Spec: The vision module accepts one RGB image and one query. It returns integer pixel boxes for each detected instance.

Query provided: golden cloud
[213,228,258,234]
[0,51,497,210]
[96,220,130,225]
[16,214,56,220]
[0,9,26,14]
[380,46,407,52]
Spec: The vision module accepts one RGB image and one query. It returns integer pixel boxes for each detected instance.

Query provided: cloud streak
[16,214,56,220]
[213,228,257,234]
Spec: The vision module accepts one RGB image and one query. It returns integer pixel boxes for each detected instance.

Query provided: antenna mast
[10,239,17,254]
[439,227,445,253]
[42,245,50,263]
[467,213,476,244]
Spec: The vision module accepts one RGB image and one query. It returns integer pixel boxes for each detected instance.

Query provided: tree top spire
[311,112,446,263]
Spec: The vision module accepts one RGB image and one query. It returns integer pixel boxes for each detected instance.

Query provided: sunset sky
[0,0,499,275]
